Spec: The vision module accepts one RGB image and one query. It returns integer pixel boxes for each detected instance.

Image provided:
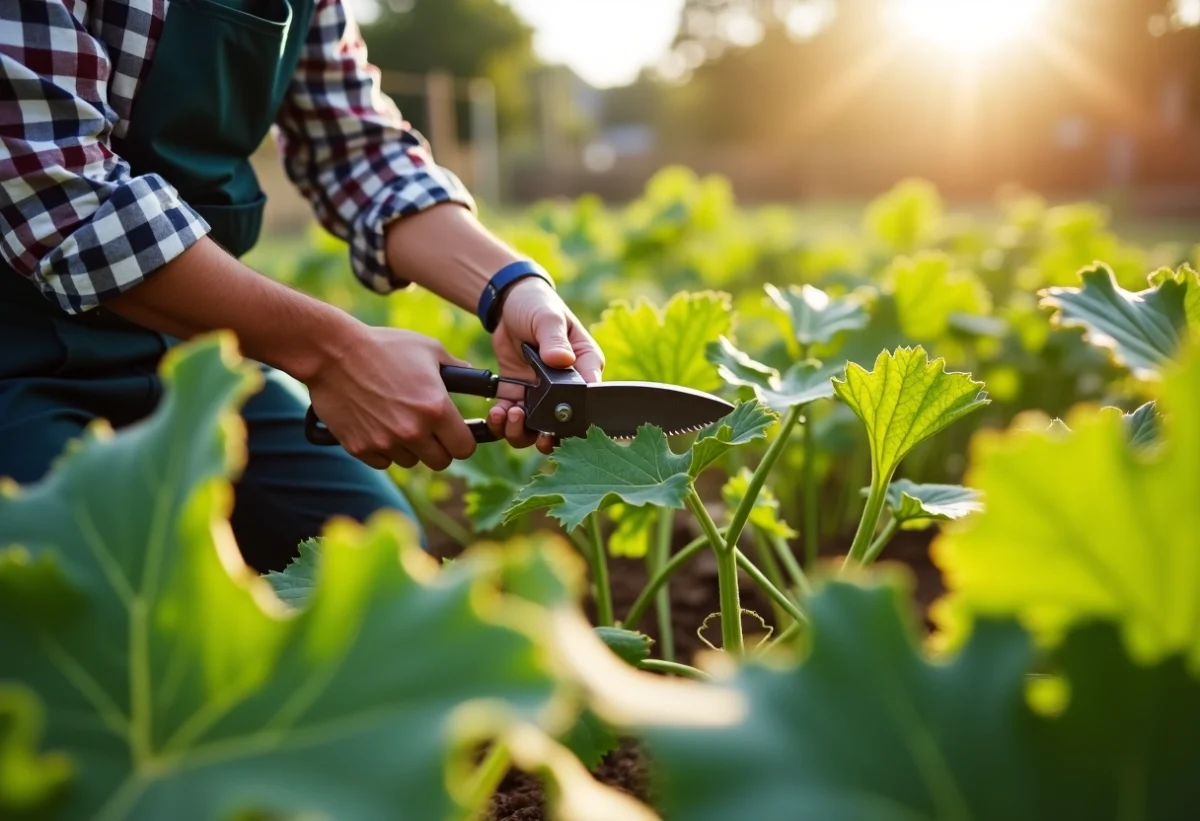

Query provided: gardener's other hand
[488,278,604,454]
[307,327,477,471]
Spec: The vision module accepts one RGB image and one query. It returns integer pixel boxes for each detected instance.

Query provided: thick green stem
[687,490,744,656]
[459,743,510,818]
[843,469,893,568]
[735,548,807,626]
[751,528,791,626]
[650,508,676,662]
[769,531,811,597]
[863,516,900,565]
[408,493,472,548]
[586,513,614,626]
[802,412,820,566]
[637,659,714,682]
[623,532,715,629]
[725,405,803,554]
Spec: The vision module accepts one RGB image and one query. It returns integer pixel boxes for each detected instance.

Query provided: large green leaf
[1149,264,1200,331]
[617,580,1200,821]
[707,339,836,411]
[933,342,1200,674]
[0,336,592,821]
[833,347,989,478]
[0,684,71,815]
[1040,262,1191,379]
[886,253,991,342]
[590,291,733,392]
[506,402,771,530]
[882,479,983,531]
[765,284,868,348]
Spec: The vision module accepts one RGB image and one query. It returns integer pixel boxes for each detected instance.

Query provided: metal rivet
[554,403,573,422]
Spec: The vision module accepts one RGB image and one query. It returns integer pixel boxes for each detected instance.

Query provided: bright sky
[501,0,684,88]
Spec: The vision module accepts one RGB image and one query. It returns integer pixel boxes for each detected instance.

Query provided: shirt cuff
[34,174,210,314]
[348,164,476,295]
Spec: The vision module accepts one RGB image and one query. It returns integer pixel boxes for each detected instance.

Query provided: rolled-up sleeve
[0,0,208,314]
[275,0,475,295]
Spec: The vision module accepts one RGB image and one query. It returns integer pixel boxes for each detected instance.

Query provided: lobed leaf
[0,336,594,821]
[1148,264,1200,331]
[1121,401,1160,451]
[933,342,1200,674]
[706,337,776,391]
[590,291,733,392]
[689,400,776,477]
[1040,262,1191,379]
[765,283,869,348]
[621,580,1200,821]
[886,252,992,342]
[833,347,989,478]
[264,537,321,605]
[594,627,654,667]
[447,446,544,533]
[881,479,983,531]
[707,339,836,411]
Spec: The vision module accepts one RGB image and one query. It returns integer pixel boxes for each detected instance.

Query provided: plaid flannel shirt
[0,0,474,314]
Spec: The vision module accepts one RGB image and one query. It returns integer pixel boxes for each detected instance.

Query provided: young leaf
[707,339,836,411]
[447,446,544,533]
[886,252,992,341]
[689,400,776,477]
[0,336,590,821]
[507,402,772,529]
[1040,262,1191,379]
[765,283,868,347]
[833,347,989,477]
[881,479,983,530]
[0,684,72,814]
[618,580,1200,821]
[933,342,1200,674]
[506,426,694,530]
[722,469,798,539]
[264,537,321,606]
[590,291,733,392]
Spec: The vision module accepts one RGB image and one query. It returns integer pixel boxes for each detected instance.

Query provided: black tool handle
[305,365,503,446]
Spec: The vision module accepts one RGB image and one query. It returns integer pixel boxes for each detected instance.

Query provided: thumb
[532,308,576,369]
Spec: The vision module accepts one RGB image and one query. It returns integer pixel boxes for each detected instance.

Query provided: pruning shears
[304,343,734,446]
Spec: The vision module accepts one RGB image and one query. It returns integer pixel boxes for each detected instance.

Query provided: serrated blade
[582,382,733,438]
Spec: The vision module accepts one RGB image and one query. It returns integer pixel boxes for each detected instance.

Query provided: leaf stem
[407,493,472,548]
[802,411,820,566]
[844,469,893,568]
[768,531,811,597]
[862,516,900,565]
[460,743,511,818]
[735,547,807,626]
[650,508,676,662]
[623,532,715,629]
[587,513,614,626]
[724,405,803,554]
[637,659,714,682]
[751,528,791,626]
[687,489,744,656]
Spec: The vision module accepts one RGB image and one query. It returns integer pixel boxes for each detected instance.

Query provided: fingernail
[489,408,504,423]
[508,407,522,422]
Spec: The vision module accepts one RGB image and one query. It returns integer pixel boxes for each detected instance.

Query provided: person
[0,0,604,572]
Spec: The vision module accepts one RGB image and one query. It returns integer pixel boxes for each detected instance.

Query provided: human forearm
[105,237,361,382]
[384,203,522,313]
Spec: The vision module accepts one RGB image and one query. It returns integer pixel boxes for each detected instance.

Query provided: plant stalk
[623,532,716,629]
[586,513,614,626]
[650,508,676,662]
[724,404,803,554]
[637,659,714,682]
[802,411,820,566]
[460,743,510,819]
[843,469,893,569]
[769,531,811,597]
[735,548,807,626]
[408,493,472,548]
[862,516,900,565]
[751,528,791,626]
[687,489,744,656]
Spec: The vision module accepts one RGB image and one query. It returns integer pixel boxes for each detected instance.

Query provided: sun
[892,0,1043,53]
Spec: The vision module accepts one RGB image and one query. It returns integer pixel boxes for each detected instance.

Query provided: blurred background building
[254,0,1200,231]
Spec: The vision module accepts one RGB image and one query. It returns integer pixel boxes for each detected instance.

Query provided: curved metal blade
[583,382,734,438]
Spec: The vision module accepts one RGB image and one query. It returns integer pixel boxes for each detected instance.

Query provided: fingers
[536,433,557,455]
[568,320,605,383]
[532,307,576,369]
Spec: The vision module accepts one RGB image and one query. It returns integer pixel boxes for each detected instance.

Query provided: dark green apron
[0,0,421,569]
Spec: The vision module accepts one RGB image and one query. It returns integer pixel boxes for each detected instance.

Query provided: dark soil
[427,502,946,820]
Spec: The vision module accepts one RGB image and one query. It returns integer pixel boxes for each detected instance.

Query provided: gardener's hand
[488,278,604,454]
[307,326,477,471]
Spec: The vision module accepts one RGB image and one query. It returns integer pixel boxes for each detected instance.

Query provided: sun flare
[893,0,1043,53]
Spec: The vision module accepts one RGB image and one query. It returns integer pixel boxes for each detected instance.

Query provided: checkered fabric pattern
[0,0,474,314]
